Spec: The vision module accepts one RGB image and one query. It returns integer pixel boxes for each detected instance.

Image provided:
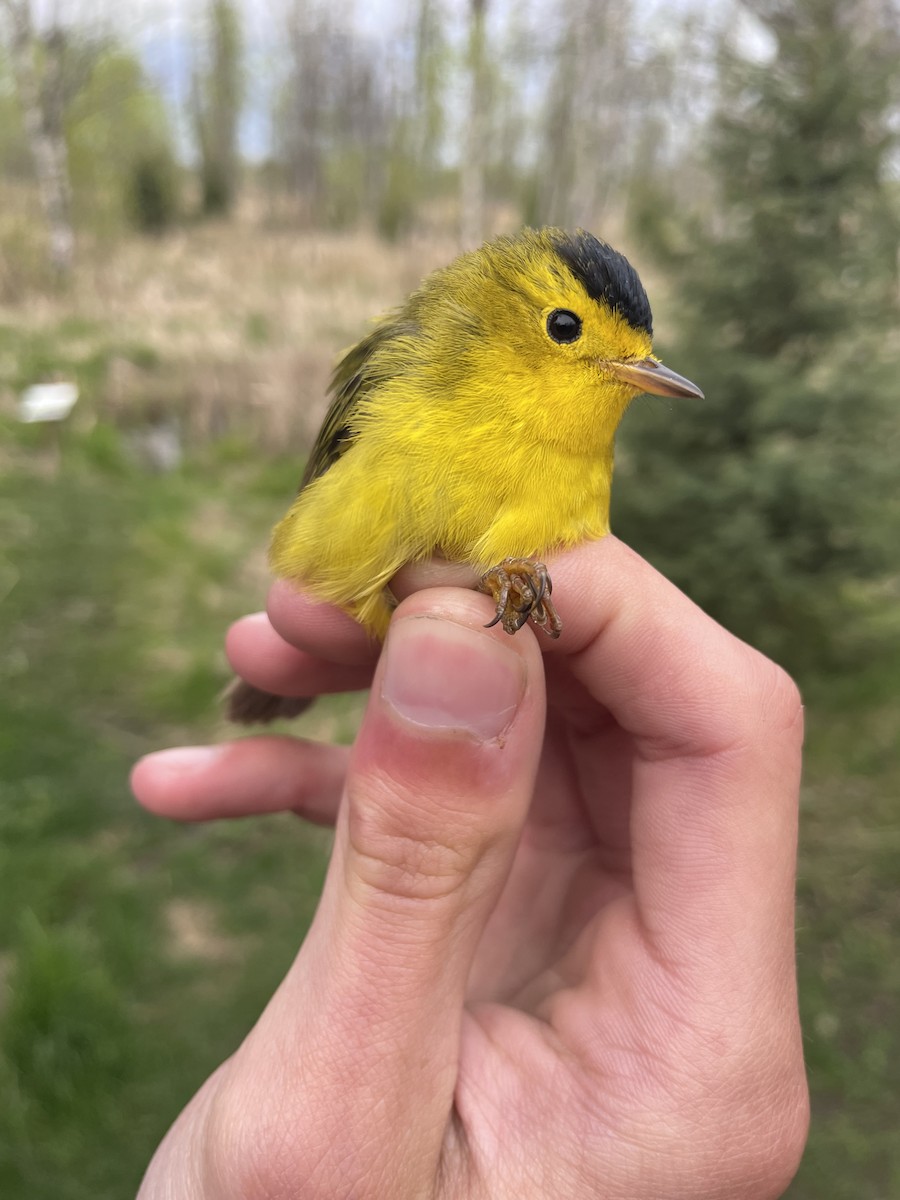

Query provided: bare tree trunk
[539,19,577,227]
[283,1,326,223]
[1,0,74,275]
[570,0,632,229]
[413,0,444,178]
[539,0,635,231]
[460,0,489,248]
[193,0,243,216]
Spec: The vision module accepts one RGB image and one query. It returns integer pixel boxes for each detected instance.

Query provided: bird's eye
[546,309,582,344]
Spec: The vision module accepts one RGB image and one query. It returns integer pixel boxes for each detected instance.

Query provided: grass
[1,193,457,455]
[788,673,900,1198]
[0,420,359,1197]
[0,214,897,1197]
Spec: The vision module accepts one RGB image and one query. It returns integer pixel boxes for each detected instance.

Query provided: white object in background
[18,382,79,423]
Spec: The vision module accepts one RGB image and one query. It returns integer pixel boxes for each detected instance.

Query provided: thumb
[260,589,545,1195]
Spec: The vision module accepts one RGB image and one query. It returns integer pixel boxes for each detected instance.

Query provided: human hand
[131,537,808,1199]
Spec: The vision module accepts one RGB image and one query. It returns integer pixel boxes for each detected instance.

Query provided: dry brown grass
[0,191,458,452]
[73,222,455,357]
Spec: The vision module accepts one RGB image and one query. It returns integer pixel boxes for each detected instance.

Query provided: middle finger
[226,611,375,697]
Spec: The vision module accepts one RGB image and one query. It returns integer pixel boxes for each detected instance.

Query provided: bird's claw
[479,559,562,639]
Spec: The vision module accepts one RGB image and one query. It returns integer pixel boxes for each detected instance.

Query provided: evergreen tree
[616,0,900,672]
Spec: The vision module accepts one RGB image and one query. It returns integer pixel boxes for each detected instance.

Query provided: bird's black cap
[550,230,653,336]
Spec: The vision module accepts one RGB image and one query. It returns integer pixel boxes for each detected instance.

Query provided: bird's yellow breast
[368,376,620,566]
[270,369,625,637]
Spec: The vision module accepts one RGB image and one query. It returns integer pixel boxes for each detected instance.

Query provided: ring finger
[131,735,349,825]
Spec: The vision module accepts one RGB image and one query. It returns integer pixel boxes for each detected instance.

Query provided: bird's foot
[479,558,562,639]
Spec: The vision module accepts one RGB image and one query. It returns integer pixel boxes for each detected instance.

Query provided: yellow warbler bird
[228,227,701,723]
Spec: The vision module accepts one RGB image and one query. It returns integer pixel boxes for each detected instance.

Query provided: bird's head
[424,228,702,449]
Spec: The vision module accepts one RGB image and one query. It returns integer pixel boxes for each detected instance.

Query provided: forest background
[1,0,898,1195]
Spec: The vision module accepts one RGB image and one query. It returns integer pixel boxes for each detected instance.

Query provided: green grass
[0,321,156,403]
[787,672,900,1198]
[0,414,897,1195]
[0,422,356,1197]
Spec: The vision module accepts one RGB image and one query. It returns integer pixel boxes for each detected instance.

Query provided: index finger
[548,537,803,984]
[544,537,802,758]
[266,579,380,666]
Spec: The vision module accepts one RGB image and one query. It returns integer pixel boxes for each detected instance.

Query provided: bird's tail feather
[224,678,315,725]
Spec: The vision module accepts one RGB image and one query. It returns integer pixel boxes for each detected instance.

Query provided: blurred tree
[615,0,900,671]
[378,0,449,239]
[127,149,180,234]
[625,11,718,226]
[0,21,179,284]
[483,3,533,211]
[0,45,32,176]
[460,0,489,247]
[524,0,705,231]
[276,0,420,234]
[279,1,327,218]
[412,0,446,182]
[192,0,243,216]
[0,0,74,274]
[535,0,634,229]
[377,114,418,240]
[376,0,451,238]
[66,46,180,236]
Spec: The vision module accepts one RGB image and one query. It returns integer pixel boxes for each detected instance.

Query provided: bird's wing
[299,315,414,490]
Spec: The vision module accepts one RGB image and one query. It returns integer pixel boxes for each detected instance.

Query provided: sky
[27,0,431,159]
[22,0,756,162]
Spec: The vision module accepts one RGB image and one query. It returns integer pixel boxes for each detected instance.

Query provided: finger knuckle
[346,766,494,905]
[748,652,804,735]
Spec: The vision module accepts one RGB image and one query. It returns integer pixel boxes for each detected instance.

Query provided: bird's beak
[605,357,704,399]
